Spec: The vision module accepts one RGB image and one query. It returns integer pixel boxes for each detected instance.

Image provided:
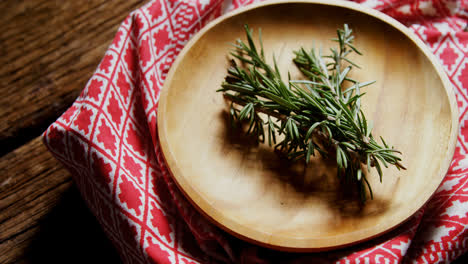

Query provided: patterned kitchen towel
[43,0,468,263]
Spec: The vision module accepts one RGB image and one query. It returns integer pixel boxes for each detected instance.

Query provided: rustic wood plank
[0,0,144,156]
[0,1,141,262]
[0,137,121,263]
[0,137,71,244]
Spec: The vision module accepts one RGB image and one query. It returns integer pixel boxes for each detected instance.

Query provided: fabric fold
[43,0,468,263]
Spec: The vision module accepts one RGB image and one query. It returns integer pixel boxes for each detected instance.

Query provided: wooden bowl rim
[157,0,459,251]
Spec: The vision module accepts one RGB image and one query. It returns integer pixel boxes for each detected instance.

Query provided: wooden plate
[157,0,458,251]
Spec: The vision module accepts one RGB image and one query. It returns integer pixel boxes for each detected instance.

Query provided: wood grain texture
[0,137,122,264]
[0,1,141,262]
[0,138,72,246]
[158,0,458,251]
[0,0,144,156]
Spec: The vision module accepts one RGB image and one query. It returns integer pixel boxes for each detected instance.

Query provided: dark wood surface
[1,1,466,263]
[0,1,143,263]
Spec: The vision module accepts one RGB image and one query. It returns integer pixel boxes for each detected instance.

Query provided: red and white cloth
[43,0,468,263]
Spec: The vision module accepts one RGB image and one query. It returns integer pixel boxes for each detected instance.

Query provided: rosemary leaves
[217,24,404,201]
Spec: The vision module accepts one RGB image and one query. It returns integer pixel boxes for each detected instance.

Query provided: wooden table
[1,1,466,263]
[0,1,143,262]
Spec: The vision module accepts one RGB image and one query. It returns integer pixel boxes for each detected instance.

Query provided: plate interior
[158,1,457,251]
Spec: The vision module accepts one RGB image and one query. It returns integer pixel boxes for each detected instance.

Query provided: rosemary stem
[219,24,405,201]
[224,93,380,168]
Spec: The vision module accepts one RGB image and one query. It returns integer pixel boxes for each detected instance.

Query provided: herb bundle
[217,25,404,201]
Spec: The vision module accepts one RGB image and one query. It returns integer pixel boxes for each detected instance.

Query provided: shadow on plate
[219,110,390,219]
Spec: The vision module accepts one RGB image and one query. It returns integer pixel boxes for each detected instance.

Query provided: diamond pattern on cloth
[43,0,468,263]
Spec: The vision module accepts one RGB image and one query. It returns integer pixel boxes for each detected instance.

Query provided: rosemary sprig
[217,24,405,202]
